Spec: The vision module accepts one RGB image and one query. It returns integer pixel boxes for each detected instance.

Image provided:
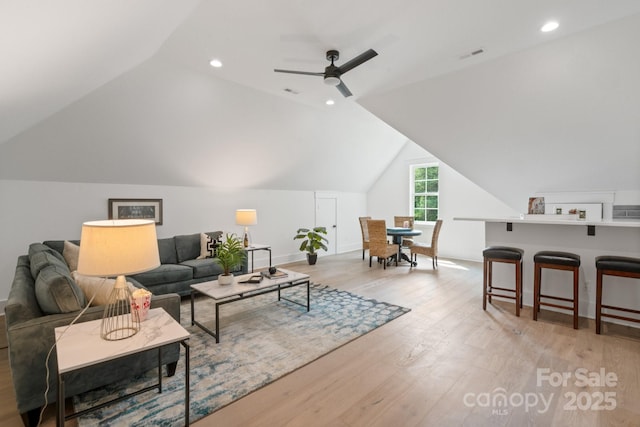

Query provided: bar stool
[483,246,524,316]
[595,256,640,334]
[533,251,580,329]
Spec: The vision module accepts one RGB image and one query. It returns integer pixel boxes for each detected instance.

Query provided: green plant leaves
[293,227,328,254]
[215,233,246,274]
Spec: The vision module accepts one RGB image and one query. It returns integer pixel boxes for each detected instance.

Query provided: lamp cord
[37,277,106,426]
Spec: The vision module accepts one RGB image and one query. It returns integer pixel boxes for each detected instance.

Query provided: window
[411,163,439,222]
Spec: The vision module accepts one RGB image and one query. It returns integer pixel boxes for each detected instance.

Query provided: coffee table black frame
[190,273,310,343]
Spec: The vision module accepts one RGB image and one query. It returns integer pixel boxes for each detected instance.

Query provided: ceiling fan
[274,49,378,97]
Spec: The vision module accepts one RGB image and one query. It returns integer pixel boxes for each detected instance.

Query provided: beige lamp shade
[235,209,257,226]
[77,219,160,277]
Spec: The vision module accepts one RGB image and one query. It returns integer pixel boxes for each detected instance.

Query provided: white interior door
[316,197,337,256]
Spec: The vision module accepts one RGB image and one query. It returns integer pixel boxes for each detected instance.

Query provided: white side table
[55,308,190,426]
[244,244,271,272]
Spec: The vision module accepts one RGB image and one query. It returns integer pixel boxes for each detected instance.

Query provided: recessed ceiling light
[326,99,335,106]
[540,21,559,32]
[209,59,223,68]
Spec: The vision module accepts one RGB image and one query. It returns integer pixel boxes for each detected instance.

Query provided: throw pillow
[208,231,223,257]
[71,271,141,307]
[197,233,212,259]
[30,250,69,279]
[35,265,87,314]
[197,232,222,259]
[28,242,67,264]
[63,240,80,272]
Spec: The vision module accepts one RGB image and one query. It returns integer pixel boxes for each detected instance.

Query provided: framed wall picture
[108,198,163,225]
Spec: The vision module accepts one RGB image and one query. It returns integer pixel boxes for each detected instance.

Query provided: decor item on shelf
[294,227,328,265]
[528,197,545,214]
[77,219,160,340]
[215,233,246,285]
[235,209,257,247]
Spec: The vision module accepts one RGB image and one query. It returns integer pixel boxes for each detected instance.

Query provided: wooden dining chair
[358,216,371,260]
[394,216,415,248]
[410,219,443,269]
[367,219,398,269]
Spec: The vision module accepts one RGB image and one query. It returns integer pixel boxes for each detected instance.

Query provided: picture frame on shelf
[108,198,163,225]
[528,197,545,214]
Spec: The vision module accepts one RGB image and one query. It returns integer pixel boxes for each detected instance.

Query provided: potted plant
[215,233,246,285]
[294,227,328,265]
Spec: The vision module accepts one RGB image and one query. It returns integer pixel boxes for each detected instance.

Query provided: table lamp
[235,209,257,247]
[77,219,160,340]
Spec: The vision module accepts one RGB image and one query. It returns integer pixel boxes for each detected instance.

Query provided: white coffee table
[55,308,190,426]
[190,268,310,342]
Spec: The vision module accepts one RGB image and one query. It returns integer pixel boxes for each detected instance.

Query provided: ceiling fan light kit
[324,76,340,86]
[275,48,378,97]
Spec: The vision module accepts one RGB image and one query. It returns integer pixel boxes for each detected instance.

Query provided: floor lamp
[236,209,257,248]
[77,219,160,340]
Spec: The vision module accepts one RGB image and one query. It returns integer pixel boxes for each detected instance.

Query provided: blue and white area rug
[74,284,410,426]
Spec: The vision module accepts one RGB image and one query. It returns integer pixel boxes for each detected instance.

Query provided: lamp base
[243,227,250,248]
[101,275,140,341]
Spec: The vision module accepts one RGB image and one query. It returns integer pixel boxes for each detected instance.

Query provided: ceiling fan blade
[274,69,324,76]
[336,80,353,97]
[337,49,378,75]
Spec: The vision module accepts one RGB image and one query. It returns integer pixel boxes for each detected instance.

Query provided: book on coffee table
[261,269,288,279]
[239,275,263,284]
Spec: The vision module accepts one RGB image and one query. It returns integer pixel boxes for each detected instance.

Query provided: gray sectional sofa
[5,231,248,426]
[42,231,248,296]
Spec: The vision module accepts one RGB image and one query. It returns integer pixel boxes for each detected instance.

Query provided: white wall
[0,180,366,302]
[367,141,518,261]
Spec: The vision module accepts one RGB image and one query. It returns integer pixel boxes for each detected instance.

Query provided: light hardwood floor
[2,251,640,426]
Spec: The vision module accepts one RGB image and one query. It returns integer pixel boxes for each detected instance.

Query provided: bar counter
[455,216,640,327]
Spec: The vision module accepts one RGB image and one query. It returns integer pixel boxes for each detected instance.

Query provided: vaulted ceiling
[2,1,640,206]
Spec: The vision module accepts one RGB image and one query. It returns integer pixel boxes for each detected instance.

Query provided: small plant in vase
[215,233,246,285]
[293,227,328,265]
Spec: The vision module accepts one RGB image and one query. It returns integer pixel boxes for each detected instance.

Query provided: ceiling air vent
[460,48,485,60]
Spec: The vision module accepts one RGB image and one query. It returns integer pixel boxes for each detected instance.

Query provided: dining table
[386,227,422,266]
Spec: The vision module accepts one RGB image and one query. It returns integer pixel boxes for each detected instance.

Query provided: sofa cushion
[28,243,66,264]
[35,265,86,314]
[71,272,140,306]
[157,237,178,264]
[29,251,69,279]
[130,264,193,287]
[181,258,225,279]
[174,233,200,263]
[63,240,80,271]
[43,240,80,256]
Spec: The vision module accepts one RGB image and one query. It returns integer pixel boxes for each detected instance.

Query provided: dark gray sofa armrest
[148,293,181,322]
